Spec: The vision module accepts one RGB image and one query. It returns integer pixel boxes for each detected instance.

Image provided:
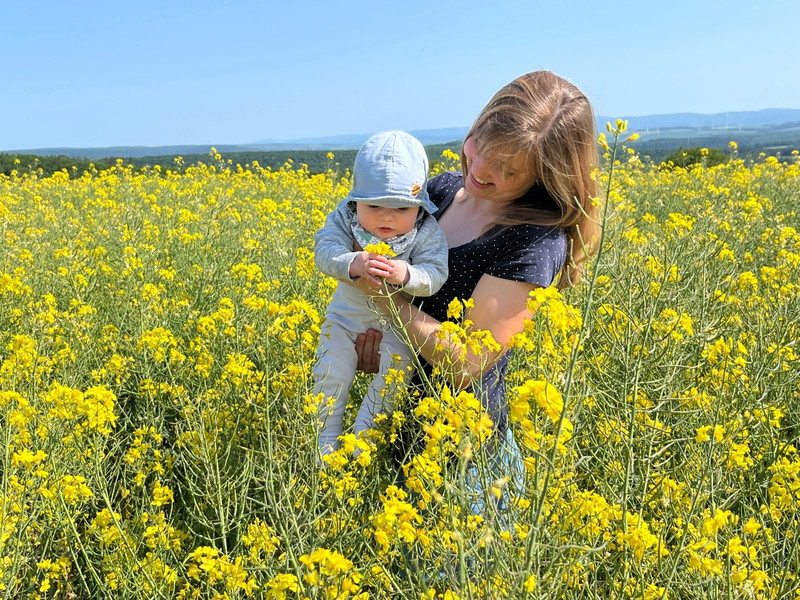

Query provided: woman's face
[462,136,536,203]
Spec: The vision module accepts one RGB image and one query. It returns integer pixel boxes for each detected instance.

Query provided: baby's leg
[313,321,358,455]
[353,331,414,443]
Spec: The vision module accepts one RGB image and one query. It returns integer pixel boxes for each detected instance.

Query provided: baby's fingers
[367,254,390,265]
[367,262,393,277]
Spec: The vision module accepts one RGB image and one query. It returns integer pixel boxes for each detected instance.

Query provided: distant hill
[3,109,800,165]
[613,108,800,131]
[252,110,800,148]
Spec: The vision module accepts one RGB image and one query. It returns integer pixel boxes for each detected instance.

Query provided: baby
[313,131,448,455]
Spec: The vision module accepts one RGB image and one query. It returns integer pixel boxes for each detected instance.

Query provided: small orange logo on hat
[411,184,421,196]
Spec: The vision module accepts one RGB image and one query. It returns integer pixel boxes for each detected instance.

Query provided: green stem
[523,129,622,575]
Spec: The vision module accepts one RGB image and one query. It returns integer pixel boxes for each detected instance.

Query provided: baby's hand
[384,259,410,286]
[349,251,393,284]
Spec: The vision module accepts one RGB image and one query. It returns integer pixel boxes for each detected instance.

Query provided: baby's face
[356,204,419,240]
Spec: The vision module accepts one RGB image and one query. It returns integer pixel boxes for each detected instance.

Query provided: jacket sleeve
[314,201,359,281]
[398,220,449,297]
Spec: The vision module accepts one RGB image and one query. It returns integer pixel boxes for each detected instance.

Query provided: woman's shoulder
[428,171,463,188]
[427,172,463,205]
[482,224,567,288]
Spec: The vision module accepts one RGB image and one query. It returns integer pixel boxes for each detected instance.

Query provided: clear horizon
[3,0,799,150]
[6,107,800,153]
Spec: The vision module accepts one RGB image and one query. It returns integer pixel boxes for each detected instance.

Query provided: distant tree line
[128,142,460,175]
[0,143,459,178]
[629,127,800,163]
[0,154,116,177]
[132,149,361,175]
[661,147,728,169]
[2,137,798,179]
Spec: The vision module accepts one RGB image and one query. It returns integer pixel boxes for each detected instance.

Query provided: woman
[353,70,600,441]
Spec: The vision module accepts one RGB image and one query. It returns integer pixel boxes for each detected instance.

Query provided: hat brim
[346,192,438,214]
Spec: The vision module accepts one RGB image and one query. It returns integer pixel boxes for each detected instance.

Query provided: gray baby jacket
[314,200,449,297]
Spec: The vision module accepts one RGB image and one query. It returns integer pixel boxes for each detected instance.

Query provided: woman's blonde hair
[463,70,601,288]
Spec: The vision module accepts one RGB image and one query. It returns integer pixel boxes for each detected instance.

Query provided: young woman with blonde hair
[352,69,600,444]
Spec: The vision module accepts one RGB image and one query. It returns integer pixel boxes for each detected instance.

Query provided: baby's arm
[314,201,360,280]
[315,203,405,285]
[394,223,449,297]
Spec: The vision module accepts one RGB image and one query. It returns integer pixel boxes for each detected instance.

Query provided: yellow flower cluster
[363,242,397,257]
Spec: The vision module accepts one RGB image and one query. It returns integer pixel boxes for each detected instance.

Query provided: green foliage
[2,138,800,598]
[662,146,728,169]
[1,143,463,179]
[629,120,800,163]
[0,153,116,177]
[129,142,461,175]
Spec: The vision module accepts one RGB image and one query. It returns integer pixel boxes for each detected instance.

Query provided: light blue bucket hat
[346,130,437,214]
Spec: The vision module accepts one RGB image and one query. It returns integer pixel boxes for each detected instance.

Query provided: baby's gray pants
[313,283,414,455]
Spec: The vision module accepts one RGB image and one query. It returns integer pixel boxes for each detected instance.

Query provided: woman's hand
[353,270,536,388]
[355,328,382,374]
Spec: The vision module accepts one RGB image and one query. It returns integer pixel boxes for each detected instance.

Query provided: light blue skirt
[463,427,526,527]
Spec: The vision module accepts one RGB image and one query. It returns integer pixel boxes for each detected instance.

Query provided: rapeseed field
[1,130,799,599]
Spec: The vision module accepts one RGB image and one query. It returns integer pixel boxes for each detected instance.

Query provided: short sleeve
[485,226,568,288]
[426,172,461,218]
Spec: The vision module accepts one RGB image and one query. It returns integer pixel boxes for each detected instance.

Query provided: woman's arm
[352,274,537,390]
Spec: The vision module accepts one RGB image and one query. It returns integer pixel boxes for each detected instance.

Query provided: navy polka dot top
[412,172,568,432]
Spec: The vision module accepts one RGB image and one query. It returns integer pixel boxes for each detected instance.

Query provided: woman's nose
[471,156,489,180]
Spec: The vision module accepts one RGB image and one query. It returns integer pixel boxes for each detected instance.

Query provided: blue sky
[2,0,798,150]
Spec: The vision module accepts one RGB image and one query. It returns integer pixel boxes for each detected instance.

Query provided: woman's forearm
[375,289,500,390]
